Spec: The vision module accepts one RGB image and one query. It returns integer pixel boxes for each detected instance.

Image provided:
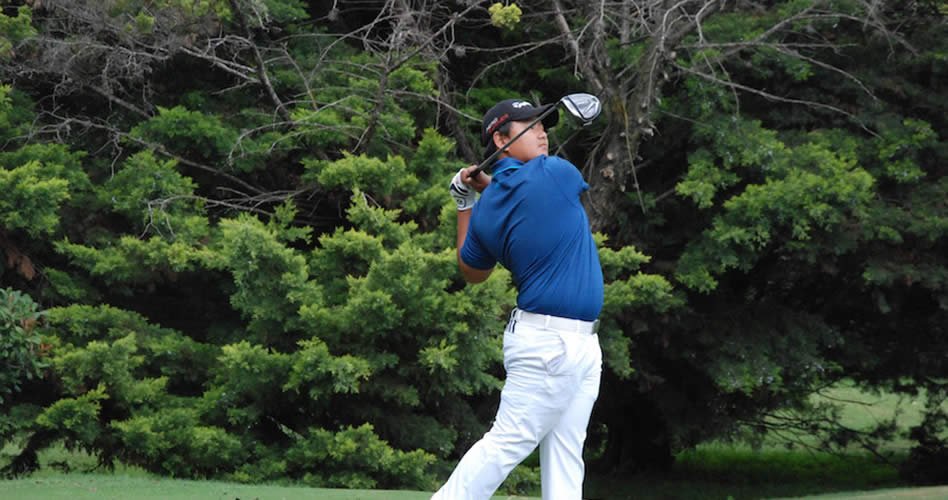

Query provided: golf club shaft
[468,103,560,180]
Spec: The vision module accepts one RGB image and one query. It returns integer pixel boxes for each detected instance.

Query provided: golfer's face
[501,119,548,162]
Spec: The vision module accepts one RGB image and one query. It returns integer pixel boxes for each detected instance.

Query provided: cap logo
[512,101,530,109]
[485,113,509,134]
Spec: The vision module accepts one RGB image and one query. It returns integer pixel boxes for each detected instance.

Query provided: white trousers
[432,313,602,500]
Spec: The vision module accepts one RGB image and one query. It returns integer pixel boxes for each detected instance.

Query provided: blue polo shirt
[460,155,604,321]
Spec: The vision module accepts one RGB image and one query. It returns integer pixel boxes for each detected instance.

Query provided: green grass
[3,472,402,500]
[816,381,948,450]
[2,469,946,500]
[776,486,948,499]
[0,472,540,499]
[2,473,375,500]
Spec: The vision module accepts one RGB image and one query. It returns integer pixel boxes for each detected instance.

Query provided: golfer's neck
[499,153,541,163]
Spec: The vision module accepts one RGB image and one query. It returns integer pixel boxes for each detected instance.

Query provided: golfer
[433,98,604,499]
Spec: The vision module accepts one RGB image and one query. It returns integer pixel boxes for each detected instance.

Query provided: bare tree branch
[673,61,879,137]
[87,84,152,119]
[38,112,266,195]
[228,0,293,124]
[552,0,605,93]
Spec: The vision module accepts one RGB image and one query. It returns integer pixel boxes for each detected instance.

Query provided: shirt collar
[491,157,525,177]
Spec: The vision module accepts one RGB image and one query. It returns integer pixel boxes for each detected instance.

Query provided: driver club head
[560,93,601,125]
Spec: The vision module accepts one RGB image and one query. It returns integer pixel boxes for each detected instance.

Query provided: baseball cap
[481,98,559,160]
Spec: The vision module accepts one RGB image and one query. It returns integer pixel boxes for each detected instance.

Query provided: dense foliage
[0,0,945,491]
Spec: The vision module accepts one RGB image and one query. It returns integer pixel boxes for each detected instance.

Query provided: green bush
[285,423,435,490]
[112,408,247,477]
[0,288,49,404]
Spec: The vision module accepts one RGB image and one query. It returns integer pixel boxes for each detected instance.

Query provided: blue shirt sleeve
[459,215,496,270]
[547,156,589,199]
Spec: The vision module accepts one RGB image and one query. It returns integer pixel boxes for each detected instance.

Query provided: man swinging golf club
[433,96,604,500]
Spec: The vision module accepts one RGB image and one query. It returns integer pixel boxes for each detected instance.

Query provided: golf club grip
[469,163,488,180]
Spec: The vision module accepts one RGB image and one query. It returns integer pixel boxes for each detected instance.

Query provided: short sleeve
[459,220,496,270]
[547,156,588,197]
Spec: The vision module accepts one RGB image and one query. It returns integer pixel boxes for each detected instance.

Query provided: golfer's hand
[461,165,491,193]
[450,168,477,211]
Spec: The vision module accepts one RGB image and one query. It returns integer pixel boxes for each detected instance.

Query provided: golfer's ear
[492,131,507,149]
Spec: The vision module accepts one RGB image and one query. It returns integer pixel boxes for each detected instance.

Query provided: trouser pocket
[539,333,569,375]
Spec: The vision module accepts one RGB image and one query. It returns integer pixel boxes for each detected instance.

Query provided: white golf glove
[449,169,477,211]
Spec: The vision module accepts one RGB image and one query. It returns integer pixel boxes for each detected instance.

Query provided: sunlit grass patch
[677,442,902,486]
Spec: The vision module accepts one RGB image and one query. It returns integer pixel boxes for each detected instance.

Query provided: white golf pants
[432,310,602,500]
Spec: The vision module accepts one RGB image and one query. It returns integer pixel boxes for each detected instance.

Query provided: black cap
[481,98,559,160]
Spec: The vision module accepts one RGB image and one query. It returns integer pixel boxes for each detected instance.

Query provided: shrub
[0,287,49,404]
[286,423,435,490]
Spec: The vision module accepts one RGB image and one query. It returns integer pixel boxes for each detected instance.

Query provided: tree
[0,0,945,489]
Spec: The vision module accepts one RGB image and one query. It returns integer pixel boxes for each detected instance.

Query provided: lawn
[779,486,948,499]
[3,470,948,500]
[0,471,540,499]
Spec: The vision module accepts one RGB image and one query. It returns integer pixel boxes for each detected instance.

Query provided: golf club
[468,93,602,179]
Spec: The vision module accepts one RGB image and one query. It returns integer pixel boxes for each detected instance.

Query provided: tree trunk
[590,371,675,473]
[584,128,635,234]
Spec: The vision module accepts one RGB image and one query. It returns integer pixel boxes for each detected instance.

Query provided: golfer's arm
[457,209,493,284]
